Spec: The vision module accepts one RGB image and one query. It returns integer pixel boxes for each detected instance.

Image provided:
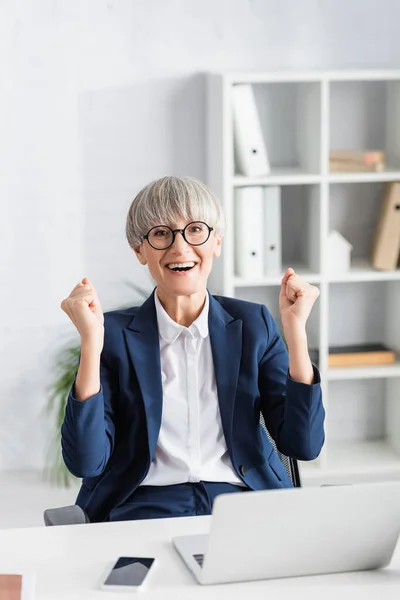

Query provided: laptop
[172,481,400,585]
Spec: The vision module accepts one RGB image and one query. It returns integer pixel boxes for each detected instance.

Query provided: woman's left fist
[279,268,320,328]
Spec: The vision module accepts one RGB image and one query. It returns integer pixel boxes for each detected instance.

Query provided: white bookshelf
[207,70,400,486]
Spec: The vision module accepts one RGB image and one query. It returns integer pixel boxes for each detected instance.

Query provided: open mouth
[166,261,196,272]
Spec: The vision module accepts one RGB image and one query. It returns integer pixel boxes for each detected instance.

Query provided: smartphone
[100,556,156,592]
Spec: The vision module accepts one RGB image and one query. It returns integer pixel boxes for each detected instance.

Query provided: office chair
[43,416,301,526]
[260,414,301,488]
[43,504,90,526]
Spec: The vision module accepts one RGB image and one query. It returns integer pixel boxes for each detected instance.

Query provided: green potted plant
[45,282,151,487]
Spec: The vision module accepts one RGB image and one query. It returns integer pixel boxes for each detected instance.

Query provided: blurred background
[1,0,400,528]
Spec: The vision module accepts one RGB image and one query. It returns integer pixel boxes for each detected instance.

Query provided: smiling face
[126,176,225,303]
[134,217,222,298]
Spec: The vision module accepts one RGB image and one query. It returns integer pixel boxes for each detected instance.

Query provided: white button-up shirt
[140,291,243,486]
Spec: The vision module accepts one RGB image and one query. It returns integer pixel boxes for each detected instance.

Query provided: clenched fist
[61,278,104,352]
[279,268,320,330]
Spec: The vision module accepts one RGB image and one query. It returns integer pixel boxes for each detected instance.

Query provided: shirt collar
[154,291,209,343]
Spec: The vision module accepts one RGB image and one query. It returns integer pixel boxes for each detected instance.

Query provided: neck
[156,288,207,327]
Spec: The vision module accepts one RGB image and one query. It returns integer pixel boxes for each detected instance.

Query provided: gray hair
[126,175,225,248]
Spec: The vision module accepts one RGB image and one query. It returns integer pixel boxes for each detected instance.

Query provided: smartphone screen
[103,557,155,587]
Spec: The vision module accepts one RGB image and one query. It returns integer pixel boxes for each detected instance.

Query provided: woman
[61,175,325,523]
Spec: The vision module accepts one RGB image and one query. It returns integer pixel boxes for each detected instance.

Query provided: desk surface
[0,515,400,600]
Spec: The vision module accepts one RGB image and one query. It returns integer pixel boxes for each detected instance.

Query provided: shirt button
[239,465,247,477]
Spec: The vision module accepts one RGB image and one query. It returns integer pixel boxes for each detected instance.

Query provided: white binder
[232,84,270,177]
[263,186,282,275]
[234,187,264,279]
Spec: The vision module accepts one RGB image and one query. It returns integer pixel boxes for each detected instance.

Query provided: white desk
[0,515,400,600]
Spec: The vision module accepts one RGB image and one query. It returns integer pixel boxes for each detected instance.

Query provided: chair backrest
[260,414,301,488]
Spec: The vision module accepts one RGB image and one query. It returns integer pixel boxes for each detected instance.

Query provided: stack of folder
[234,186,282,279]
[329,150,386,173]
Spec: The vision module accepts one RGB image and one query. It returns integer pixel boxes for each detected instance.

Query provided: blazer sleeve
[258,304,325,461]
[61,351,117,479]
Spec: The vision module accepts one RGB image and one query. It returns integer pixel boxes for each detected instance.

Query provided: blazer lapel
[123,291,163,459]
[208,295,242,453]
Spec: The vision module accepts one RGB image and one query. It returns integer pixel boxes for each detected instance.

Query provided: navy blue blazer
[61,292,325,523]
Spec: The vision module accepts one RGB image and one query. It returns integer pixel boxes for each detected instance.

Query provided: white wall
[1,0,400,471]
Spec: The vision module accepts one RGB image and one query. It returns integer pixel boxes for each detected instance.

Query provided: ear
[213,234,222,258]
[133,244,147,265]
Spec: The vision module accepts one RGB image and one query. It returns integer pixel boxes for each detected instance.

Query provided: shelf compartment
[233,81,321,175]
[281,185,321,275]
[329,80,400,172]
[325,378,400,473]
[328,280,400,355]
[231,184,322,281]
[327,378,387,444]
[328,182,390,276]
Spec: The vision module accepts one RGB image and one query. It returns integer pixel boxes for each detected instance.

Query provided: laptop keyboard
[193,553,204,568]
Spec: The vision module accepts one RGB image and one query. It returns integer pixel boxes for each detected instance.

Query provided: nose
[171,230,189,252]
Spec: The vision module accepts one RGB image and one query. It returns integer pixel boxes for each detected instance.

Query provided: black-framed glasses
[144,221,214,250]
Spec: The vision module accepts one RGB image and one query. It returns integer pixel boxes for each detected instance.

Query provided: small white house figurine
[327,230,353,272]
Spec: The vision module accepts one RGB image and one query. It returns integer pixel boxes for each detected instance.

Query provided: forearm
[283,325,314,384]
[61,331,115,477]
[61,389,112,478]
[276,375,325,460]
[74,342,101,401]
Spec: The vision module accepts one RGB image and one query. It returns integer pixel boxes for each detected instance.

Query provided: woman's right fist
[61,278,104,350]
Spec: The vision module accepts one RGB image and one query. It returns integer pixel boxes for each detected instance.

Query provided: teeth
[167,262,195,270]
